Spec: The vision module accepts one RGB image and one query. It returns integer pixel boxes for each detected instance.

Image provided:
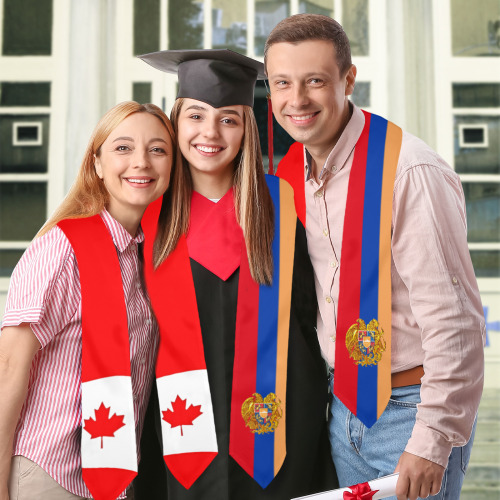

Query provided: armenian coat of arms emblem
[345,318,386,366]
[241,393,282,434]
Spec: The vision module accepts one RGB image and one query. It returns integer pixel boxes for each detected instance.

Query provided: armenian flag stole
[333,111,402,428]
[229,174,297,488]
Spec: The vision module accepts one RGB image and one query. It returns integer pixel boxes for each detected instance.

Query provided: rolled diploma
[291,473,400,500]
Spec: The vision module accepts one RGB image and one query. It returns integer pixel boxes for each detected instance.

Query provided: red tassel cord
[267,93,274,175]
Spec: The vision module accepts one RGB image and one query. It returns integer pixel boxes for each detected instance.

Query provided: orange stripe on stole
[274,181,296,474]
[377,121,402,418]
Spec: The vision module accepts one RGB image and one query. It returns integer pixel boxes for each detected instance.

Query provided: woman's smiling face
[95,112,173,222]
[177,98,245,184]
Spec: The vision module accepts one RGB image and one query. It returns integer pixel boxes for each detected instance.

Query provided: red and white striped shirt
[1,210,158,498]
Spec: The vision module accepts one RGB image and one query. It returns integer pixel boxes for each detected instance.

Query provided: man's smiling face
[267,39,356,161]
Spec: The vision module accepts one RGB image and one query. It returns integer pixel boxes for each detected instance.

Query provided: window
[133,82,153,104]
[133,0,160,55]
[169,0,203,50]
[2,0,52,55]
[12,122,43,146]
[0,83,51,276]
[213,0,247,53]
[434,0,500,283]
[451,0,500,57]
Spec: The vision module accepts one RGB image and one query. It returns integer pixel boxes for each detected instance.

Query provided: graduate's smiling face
[94,112,173,222]
[177,98,245,186]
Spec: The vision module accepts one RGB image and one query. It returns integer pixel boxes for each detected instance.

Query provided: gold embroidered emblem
[345,318,386,366]
[241,393,282,434]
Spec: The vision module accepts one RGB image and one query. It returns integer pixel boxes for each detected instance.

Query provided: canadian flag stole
[333,111,403,428]
[229,174,297,488]
[58,216,137,500]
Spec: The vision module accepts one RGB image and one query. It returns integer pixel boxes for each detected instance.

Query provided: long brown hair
[38,101,175,236]
[153,98,274,285]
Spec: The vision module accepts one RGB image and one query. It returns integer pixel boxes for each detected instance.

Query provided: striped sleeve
[1,226,81,348]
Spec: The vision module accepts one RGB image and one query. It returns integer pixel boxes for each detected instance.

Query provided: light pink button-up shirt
[301,104,485,467]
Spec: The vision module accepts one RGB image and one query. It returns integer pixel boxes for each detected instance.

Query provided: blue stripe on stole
[357,115,388,428]
[254,176,281,487]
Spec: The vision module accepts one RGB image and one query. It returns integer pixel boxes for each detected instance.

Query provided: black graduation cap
[138,49,266,108]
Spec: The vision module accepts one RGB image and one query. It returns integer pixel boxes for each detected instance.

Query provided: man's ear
[345,64,357,97]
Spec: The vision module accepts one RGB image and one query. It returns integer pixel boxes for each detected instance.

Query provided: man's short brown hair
[264,14,352,75]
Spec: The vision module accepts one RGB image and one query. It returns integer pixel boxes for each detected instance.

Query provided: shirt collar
[305,103,365,181]
[100,208,145,253]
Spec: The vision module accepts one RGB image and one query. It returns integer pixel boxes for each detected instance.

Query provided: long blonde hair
[38,101,175,236]
[153,98,274,285]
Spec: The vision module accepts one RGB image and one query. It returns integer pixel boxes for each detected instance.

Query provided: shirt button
[452,277,458,284]
[330,165,337,172]
[330,260,337,268]
[316,190,324,198]
[323,228,329,236]
[325,296,332,303]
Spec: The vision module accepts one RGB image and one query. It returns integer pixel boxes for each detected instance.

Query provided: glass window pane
[0,115,50,174]
[254,1,290,57]
[169,0,203,50]
[0,250,24,277]
[453,83,500,108]
[351,82,370,108]
[134,0,160,55]
[133,83,152,104]
[451,0,500,57]
[0,182,47,240]
[212,0,247,52]
[299,0,333,16]
[454,115,500,175]
[2,0,52,55]
[463,182,500,243]
[342,0,368,56]
[0,83,51,107]
[470,250,500,278]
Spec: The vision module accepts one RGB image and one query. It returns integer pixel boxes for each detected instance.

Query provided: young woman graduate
[135,50,337,500]
[0,102,175,500]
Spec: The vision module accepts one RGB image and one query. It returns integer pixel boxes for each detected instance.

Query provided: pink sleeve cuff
[405,421,453,468]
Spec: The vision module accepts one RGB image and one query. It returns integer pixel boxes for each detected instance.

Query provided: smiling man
[265,14,485,500]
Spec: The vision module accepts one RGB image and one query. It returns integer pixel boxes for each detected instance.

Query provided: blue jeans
[328,379,476,500]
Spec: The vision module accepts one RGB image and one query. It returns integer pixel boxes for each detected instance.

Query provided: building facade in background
[0,0,499,378]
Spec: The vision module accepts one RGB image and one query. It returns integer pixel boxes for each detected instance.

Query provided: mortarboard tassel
[267,93,274,175]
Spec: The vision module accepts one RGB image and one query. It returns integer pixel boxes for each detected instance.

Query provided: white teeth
[127,178,152,184]
[291,113,315,121]
[196,145,222,153]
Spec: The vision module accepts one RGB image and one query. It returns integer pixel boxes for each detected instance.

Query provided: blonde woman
[136,50,336,500]
[0,102,175,500]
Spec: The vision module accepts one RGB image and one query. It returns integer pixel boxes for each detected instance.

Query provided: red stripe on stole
[142,199,207,377]
[229,243,259,477]
[333,113,371,414]
[58,216,130,382]
[275,142,306,227]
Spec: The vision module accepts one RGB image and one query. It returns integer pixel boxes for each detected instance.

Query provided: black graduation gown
[135,202,337,500]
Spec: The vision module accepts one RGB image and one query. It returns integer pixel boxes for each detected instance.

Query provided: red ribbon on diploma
[343,482,379,499]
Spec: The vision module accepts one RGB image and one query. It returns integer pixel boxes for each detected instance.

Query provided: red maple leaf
[83,402,126,448]
[162,395,203,436]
